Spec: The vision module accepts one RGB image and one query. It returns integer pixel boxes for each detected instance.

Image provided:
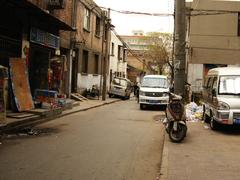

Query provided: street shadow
[1,126,63,140]
[142,105,167,111]
[216,125,240,135]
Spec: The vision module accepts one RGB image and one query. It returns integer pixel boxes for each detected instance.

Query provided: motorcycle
[163,93,187,143]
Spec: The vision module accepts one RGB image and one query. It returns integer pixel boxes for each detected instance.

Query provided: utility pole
[102,8,111,101]
[174,0,186,96]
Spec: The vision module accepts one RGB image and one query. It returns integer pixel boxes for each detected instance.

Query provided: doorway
[29,44,51,94]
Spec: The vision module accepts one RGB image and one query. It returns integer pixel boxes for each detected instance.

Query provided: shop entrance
[29,44,51,94]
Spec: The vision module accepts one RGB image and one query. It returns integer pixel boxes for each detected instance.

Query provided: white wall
[187,64,203,93]
[77,73,101,90]
[108,31,128,89]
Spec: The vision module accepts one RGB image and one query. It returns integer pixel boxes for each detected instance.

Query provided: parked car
[108,77,132,100]
[202,67,240,130]
[139,75,170,110]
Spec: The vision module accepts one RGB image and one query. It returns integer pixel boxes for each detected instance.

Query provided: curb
[0,99,121,133]
[60,99,121,117]
[159,132,168,180]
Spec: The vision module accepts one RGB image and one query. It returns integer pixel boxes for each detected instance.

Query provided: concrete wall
[77,74,101,90]
[187,0,240,91]
[187,64,203,92]
[188,0,240,65]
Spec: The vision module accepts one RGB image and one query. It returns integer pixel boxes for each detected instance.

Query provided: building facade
[72,0,107,94]
[121,31,157,83]
[186,0,240,92]
[108,31,127,88]
[0,0,73,112]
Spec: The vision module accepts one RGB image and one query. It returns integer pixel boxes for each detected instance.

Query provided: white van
[139,75,169,110]
[202,67,240,130]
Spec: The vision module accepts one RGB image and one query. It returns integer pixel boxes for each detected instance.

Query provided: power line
[100,6,173,17]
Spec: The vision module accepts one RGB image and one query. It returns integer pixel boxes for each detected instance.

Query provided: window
[219,75,240,95]
[203,77,209,88]
[95,16,100,37]
[118,45,123,60]
[142,78,168,88]
[123,48,127,62]
[206,77,214,90]
[94,54,99,74]
[104,25,107,41]
[111,42,115,56]
[84,7,90,31]
[82,50,88,73]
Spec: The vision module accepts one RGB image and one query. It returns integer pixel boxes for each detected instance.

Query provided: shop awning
[6,0,74,31]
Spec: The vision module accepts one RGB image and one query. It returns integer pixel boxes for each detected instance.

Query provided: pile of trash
[185,102,203,122]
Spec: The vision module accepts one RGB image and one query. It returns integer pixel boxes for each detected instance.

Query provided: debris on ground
[185,102,203,122]
[204,125,209,129]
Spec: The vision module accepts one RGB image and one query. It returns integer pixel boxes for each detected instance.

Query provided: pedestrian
[133,82,140,102]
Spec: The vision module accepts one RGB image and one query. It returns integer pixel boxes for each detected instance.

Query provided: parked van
[139,75,169,110]
[108,77,132,100]
[202,67,240,130]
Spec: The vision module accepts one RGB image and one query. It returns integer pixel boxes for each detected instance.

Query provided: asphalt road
[0,98,165,180]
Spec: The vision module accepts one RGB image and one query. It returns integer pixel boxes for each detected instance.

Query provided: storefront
[0,0,73,113]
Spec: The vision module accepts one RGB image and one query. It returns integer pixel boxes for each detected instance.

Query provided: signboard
[49,0,65,9]
[9,58,34,112]
[30,28,60,49]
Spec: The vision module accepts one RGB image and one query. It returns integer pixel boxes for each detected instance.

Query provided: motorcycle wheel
[169,123,187,143]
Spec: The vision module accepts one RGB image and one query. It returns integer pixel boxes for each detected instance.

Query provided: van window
[141,77,168,88]
[203,77,210,88]
[219,76,240,95]
[112,78,127,87]
[207,77,214,89]
[212,77,217,90]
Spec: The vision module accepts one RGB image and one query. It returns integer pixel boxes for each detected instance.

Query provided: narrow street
[0,99,165,180]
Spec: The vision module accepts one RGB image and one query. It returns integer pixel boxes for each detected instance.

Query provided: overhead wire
[99,6,173,17]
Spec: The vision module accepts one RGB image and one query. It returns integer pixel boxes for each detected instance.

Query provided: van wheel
[210,116,219,130]
[109,94,113,98]
[140,104,145,110]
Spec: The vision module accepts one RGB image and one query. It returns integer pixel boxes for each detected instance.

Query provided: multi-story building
[72,0,106,94]
[121,31,157,83]
[108,31,127,88]
[186,0,240,92]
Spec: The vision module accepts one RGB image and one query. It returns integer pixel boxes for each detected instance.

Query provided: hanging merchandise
[49,56,64,92]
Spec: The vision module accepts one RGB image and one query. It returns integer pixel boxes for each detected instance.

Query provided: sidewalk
[159,121,240,180]
[0,97,121,133]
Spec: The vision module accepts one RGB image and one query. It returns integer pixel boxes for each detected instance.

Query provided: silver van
[202,67,240,130]
[108,77,132,100]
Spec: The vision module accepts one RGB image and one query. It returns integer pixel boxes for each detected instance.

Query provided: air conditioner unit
[48,0,65,9]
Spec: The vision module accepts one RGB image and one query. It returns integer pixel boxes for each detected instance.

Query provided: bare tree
[145,32,173,81]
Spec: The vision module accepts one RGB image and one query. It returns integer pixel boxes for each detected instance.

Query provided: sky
[93,0,174,35]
